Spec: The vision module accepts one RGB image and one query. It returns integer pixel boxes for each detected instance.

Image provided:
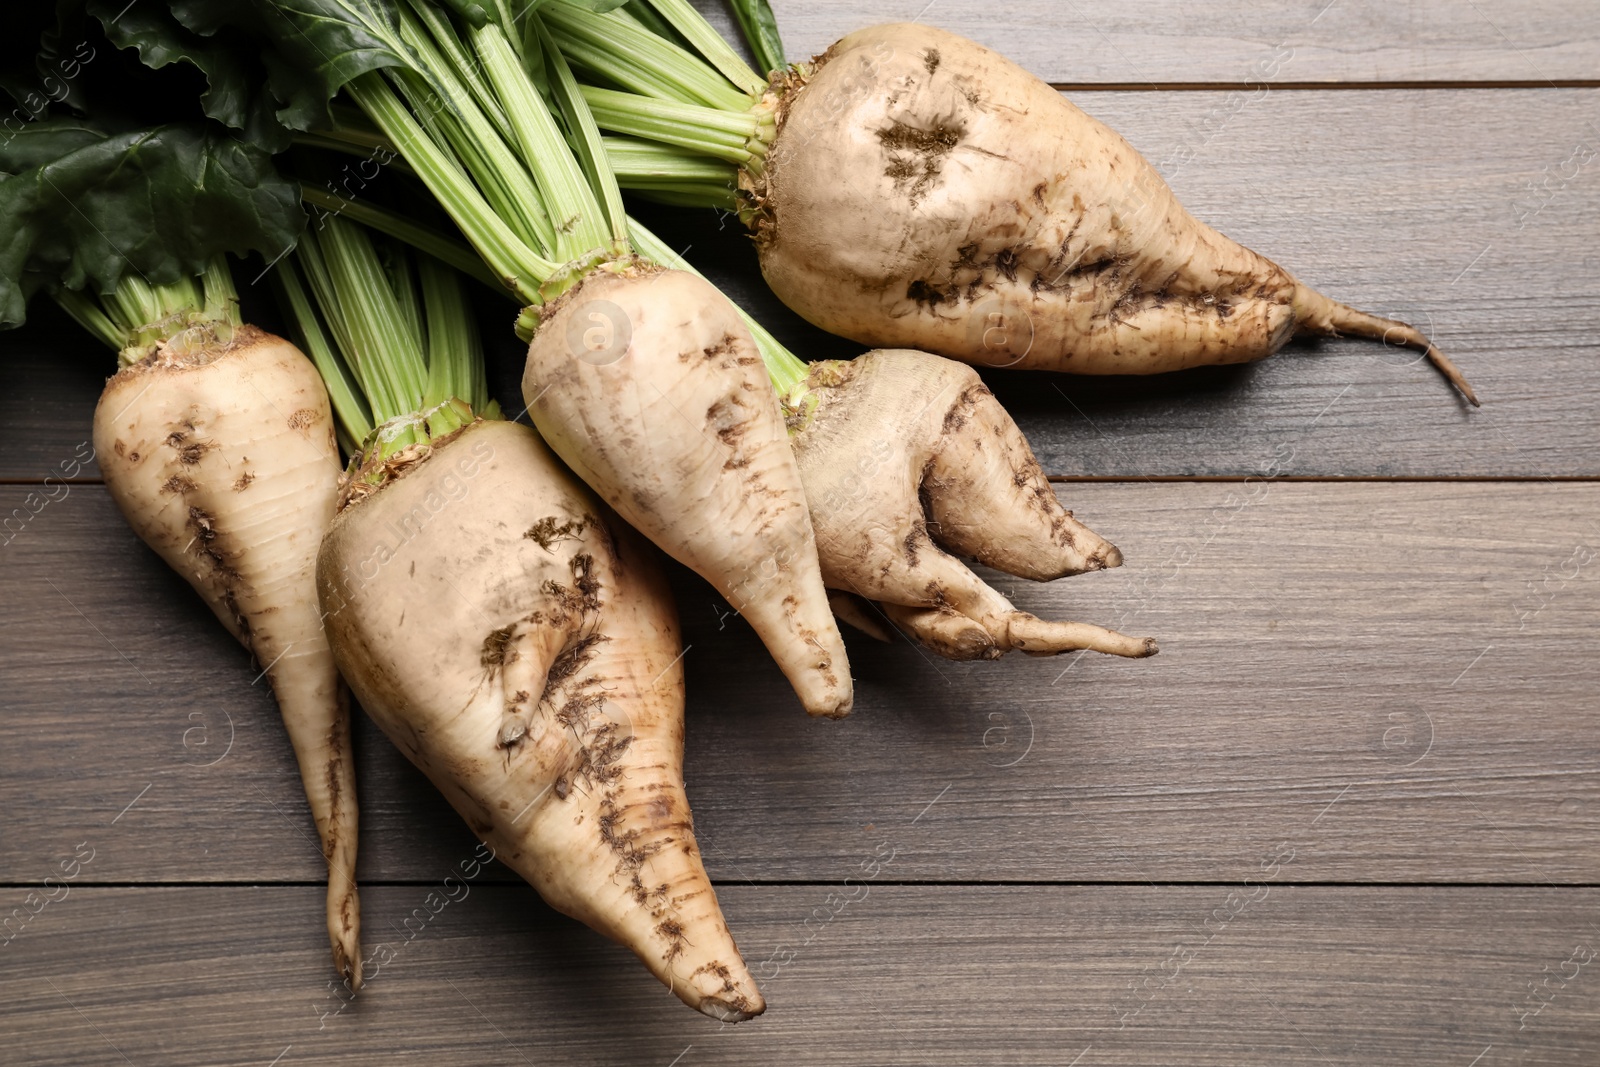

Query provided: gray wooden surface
[3,4,1598,1064]
[767,0,1600,84]
[5,887,1598,1065]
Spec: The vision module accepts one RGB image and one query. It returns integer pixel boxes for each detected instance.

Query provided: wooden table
[3,3,1597,1063]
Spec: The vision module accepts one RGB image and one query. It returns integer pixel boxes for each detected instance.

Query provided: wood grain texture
[5,90,1595,479]
[4,885,1596,1065]
[5,482,1594,885]
[760,0,1600,83]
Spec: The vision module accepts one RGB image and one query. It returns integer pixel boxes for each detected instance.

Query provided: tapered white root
[93,328,361,986]
[756,22,1476,409]
[789,349,1155,662]
[524,264,851,718]
[319,420,762,1019]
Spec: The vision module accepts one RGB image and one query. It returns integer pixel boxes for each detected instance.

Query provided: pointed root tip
[1424,346,1481,407]
[688,967,766,1022]
[942,627,1001,661]
[805,692,853,719]
[1047,536,1122,578]
[333,940,363,992]
[696,995,765,1023]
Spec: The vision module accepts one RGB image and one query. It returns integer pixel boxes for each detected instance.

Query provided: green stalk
[386,24,555,253]
[535,17,629,249]
[603,135,741,183]
[272,257,375,451]
[621,183,740,210]
[280,217,489,471]
[581,85,758,163]
[536,0,784,207]
[619,1,684,47]
[471,20,610,260]
[541,2,751,111]
[641,0,765,95]
[318,218,429,424]
[58,256,243,366]
[386,241,429,367]
[301,188,504,292]
[53,289,123,351]
[347,73,550,305]
[417,253,486,411]
[293,129,407,161]
[402,0,516,144]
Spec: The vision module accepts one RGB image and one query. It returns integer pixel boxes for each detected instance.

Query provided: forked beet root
[319,419,762,1020]
[788,349,1156,660]
[750,24,1478,405]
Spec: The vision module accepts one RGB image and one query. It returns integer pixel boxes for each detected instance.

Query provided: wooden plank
[759,0,1600,84]
[0,301,107,482]
[4,885,1597,1064]
[4,89,1596,478]
[4,482,1595,884]
[0,486,349,886]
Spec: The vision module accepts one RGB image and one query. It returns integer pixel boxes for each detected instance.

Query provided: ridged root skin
[757,22,1476,405]
[93,327,361,987]
[318,420,763,1021]
[789,348,1156,662]
[523,266,851,718]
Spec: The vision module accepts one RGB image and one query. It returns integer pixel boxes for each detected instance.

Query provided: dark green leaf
[0,120,304,327]
[437,0,494,28]
[0,1,94,114]
[726,0,784,74]
[517,0,631,18]
[89,0,292,150]
[0,116,106,171]
[165,0,417,136]
[32,1,98,113]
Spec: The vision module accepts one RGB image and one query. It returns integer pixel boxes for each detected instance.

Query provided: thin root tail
[1295,287,1480,407]
[1006,613,1159,658]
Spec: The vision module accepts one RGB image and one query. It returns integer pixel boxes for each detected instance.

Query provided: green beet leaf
[0,118,303,327]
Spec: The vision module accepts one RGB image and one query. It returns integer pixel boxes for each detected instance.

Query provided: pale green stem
[301,187,505,293]
[541,2,751,110]
[472,20,610,260]
[272,256,376,446]
[642,0,766,94]
[347,73,551,304]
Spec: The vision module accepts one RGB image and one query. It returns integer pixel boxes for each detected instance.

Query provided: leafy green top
[0,118,302,327]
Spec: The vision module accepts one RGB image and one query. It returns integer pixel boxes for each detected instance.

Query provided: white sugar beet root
[525,264,852,717]
[790,349,1156,661]
[94,327,361,985]
[318,419,763,1021]
[753,23,1477,404]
